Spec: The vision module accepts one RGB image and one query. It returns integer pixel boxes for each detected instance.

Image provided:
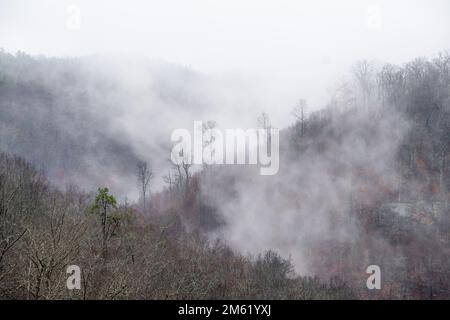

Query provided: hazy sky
[1,0,449,123]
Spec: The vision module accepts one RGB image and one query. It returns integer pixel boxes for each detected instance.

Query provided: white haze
[200,108,411,274]
[1,0,450,126]
[1,0,449,274]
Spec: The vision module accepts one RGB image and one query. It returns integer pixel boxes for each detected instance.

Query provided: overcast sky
[1,0,449,124]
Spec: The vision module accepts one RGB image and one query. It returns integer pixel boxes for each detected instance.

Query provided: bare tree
[172,148,192,199]
[182,160,192,198]
[352,60,375,111]
[292,99,308,137]
[136,160,153,211]
[163,171,175,194]
[257,112,271,130]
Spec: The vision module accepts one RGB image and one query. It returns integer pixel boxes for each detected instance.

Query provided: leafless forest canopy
[1,50,450,299]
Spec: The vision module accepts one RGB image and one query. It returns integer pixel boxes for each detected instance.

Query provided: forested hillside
[0,152,355,299]
[1,51,450,299]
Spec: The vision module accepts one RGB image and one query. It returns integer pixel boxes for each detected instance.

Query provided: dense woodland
[1,51,450,299]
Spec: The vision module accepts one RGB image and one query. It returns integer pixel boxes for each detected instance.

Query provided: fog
[200,106,410,274]
[1,0,450,290]
[2,0,450,126]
